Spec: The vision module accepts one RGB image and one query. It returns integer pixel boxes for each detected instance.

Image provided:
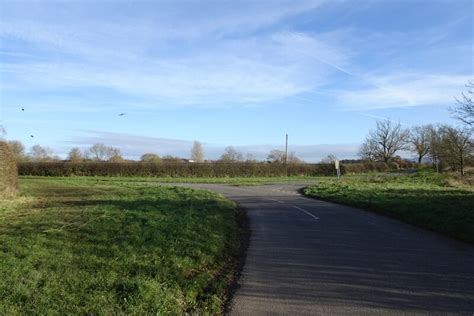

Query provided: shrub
[342,162,391,174]
[0,141,18,196]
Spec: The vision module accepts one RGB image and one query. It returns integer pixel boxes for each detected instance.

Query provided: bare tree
[85,143,122,162]
[359,119,409,162]
[409,125,431,163]
[287,152,303,164]
[438,126,472,177]
[107,148,124,162]
[86,143,110,161]
[320,154,337,164]
[358,139,378,162]
[68,148,84,162]
[220,146,243,163]
[140,153,161,163]
[451,81,474,127]
[426,124,444,172]
[190,141,204,162]
[245,153,257,163]
[29,145,53,161]
[267,149,302,164]
[267,149,285,163]
[0,125,5,139]
[8,140,26,161]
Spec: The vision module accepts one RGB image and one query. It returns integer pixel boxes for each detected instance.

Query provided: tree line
[358,81,473,176]
[4,139,304,164]
[5,142,125,163]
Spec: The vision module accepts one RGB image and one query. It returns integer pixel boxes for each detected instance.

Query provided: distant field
[20,175,319,186]
[304,171,474,243]
[0,178,242,314]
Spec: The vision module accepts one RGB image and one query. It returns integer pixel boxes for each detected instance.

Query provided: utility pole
[285,133,288,177]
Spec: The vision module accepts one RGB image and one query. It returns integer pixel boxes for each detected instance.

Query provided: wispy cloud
[0,1,348,108]
[1,57,314,106]
[359,113,409,126]
[1,30,347,107]
[336,74,471,110]
[272,31,352,74]
[67,131,194,157]
[2,1,471,111]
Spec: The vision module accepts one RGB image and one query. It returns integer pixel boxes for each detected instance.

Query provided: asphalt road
[180,182,474,315]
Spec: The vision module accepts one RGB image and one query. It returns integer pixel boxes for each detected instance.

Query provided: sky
[0,0,472,161]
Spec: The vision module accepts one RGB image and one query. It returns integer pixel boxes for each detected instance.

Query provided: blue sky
[0,0,472,161]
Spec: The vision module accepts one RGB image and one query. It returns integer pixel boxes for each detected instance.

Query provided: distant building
[181,159,196,163]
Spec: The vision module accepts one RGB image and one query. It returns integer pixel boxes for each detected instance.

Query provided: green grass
[0,177,242,315]
[20,175,319,186]
[304,171,474,244]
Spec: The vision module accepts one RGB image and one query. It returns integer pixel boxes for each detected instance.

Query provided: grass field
[304,171,474,243]
[20,175,318,186]
[0,177,242,315]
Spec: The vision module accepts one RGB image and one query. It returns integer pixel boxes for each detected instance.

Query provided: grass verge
[0,177,243,314]
[304,171,474,244]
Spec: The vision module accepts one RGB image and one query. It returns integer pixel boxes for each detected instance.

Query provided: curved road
[182,182,474,315]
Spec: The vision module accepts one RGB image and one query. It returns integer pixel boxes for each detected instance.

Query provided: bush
[18,162,341,177]
[0,141,18,196]
[341,162,391,174]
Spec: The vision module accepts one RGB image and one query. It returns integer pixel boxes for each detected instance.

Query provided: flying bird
[30,135,34,138]
[119,113,126,116]
[21,108,25,111]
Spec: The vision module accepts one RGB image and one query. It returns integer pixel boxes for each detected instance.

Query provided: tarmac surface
[176,182,474,315]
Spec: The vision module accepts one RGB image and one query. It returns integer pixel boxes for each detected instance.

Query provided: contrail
[287,32,416,106]
[360,113,409,126]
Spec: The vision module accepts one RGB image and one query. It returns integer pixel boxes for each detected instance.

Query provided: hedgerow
[18,162,339,177]
[0,141,18,196]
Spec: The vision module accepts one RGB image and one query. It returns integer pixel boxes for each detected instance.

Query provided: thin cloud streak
[336,74,471,111]
[359,113,409,126]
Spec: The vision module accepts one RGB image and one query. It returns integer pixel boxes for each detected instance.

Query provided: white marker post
[335,159,341,179]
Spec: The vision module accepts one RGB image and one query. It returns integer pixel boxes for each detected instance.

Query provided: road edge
[223,204,250,315]
[299,186,474,246]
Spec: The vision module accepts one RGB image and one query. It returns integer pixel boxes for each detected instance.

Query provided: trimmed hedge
[18,162,341,177]
[0,141,17,196]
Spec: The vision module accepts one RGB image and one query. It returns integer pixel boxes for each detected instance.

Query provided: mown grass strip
[20,175,319,186]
